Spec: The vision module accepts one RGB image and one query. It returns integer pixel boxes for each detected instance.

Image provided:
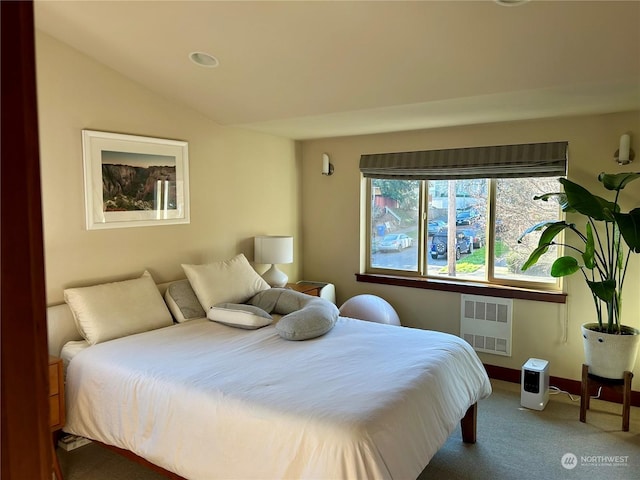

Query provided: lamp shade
[254,236,293,265]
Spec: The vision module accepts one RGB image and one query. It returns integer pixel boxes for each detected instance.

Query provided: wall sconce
[322,153,334,176]
[254,235,293,287]
[615,132,635,166]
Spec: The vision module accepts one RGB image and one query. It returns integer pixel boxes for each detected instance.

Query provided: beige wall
[300,111,640,382]
[36,32,301,305]
[36,30,640,383]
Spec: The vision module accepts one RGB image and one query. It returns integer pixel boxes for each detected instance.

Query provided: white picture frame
[82,130,190,230]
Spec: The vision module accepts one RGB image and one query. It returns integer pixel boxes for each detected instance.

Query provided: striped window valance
[359,141,568,180]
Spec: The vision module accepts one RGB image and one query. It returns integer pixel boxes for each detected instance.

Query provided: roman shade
[359,141,568,180]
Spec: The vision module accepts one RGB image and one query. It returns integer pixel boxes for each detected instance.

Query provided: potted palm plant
[519,172,640,379]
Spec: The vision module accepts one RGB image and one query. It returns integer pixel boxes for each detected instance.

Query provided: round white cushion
[339,294,401,326]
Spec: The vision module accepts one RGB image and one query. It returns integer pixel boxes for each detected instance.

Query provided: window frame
[364,176,565,294]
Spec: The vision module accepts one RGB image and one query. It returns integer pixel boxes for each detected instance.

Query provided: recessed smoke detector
[495,0,529,6]
[189,52,219,68]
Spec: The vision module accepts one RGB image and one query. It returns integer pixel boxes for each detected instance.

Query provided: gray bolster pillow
[249,288,339,340]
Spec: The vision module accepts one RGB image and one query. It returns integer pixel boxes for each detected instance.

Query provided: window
[371,180,420,271]
[363,142,567,291]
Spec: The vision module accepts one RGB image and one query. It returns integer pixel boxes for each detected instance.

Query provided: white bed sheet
[60,340,90,370]
[64,317,491,480]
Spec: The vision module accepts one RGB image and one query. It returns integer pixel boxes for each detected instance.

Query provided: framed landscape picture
[82,130,190,230]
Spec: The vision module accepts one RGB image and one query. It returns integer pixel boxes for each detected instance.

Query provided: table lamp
[254,235,293,287]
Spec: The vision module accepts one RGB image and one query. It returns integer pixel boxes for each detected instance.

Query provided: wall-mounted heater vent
[460,294,512,357]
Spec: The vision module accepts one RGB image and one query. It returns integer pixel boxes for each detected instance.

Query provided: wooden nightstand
[286,282,336,304]
[287,282,323,297]
[49,356,65,480]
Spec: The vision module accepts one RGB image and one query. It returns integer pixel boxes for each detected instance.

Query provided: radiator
[460,294,512,357]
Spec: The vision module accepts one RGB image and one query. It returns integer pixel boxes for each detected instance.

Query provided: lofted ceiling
[34,0,640,140]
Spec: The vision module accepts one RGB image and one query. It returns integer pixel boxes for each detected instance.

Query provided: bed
[48,258,491,480]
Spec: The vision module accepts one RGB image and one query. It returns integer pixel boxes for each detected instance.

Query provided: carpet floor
[420,380,640,480]
[57,380,640,479]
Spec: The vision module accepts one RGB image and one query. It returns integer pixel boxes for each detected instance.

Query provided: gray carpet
[421,381,640,480]
[58,380,640,479]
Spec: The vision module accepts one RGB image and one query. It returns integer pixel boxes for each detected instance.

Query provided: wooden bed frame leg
[461,403,477,444]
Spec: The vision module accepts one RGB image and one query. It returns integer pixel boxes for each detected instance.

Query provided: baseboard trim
[483,363,640,408]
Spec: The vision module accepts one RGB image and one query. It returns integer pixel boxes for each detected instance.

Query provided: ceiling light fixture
[189,52,219,68]
[495,0,530,6]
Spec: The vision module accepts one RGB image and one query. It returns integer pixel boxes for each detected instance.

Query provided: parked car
[456,210,478,225]
[430,231,472,260]
[427,220,447,236]
[457,227,484,249]
[379,233,412,252]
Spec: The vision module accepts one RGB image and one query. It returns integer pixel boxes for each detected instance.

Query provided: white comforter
[64,317,491,480]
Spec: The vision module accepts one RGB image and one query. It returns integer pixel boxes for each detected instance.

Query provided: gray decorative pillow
[208,303,273,329]
[164,279,207,323]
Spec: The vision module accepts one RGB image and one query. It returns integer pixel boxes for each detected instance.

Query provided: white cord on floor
[591,386,603,400]
[549,385,602,402]
[549,386,579,401]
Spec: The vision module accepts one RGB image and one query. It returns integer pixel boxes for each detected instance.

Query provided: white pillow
[208,303,273,329]
[182,254,270,310]
[63,271,173,345]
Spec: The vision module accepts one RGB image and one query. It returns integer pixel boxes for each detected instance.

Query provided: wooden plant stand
[580,363,633,431]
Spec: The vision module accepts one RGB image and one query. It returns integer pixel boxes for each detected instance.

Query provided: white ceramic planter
[581,323,640,379]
